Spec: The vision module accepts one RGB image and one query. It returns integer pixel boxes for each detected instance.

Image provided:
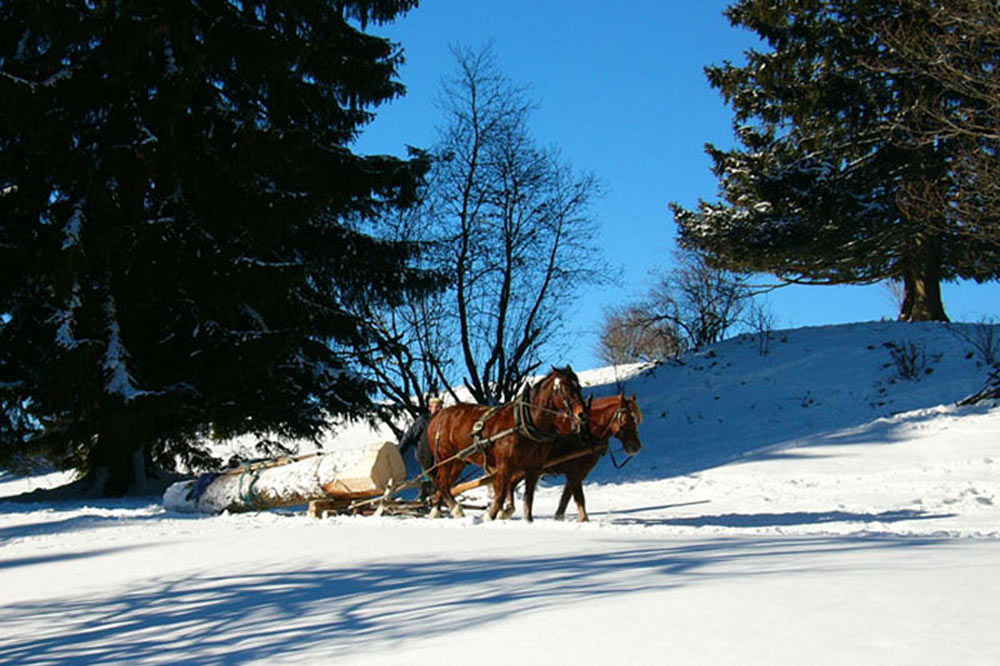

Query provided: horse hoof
[451,505,466,519]
[554,513,565,521]
[500,507,516,520]
[428,506,441,519]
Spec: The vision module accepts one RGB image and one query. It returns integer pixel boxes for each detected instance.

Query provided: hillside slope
[576,321,995,482]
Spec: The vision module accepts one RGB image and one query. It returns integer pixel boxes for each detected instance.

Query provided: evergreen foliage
[672,0,1000,322]
[0,0,434,496]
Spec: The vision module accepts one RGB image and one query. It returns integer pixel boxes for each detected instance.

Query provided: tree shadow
[0,534,946,665]
[588,500,711,516]
[594,508,956,529]
[0,498,193,547]
[586,401,990,483]
[0,544,152,571]
[0,511,170,544]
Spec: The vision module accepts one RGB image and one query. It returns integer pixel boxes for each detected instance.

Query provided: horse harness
[434,378,583,475]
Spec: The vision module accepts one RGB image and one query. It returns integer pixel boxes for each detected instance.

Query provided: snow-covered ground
[2,321,999,665]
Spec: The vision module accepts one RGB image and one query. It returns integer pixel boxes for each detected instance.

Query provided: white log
[163,441,405,514]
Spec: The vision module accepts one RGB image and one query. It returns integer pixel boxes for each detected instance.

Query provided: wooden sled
[308,443,606,519]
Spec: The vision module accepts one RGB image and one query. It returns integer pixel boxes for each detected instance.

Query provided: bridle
[514,373,586,440]
[597,398,642,468]
[590,399,634,438]
[551,375,586,433]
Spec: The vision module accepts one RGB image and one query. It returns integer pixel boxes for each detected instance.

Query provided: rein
[609,447,635,469]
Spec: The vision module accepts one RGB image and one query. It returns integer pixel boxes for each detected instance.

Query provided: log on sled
[162,441,406,514]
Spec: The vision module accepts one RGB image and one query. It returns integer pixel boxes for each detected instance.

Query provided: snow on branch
[52,282,83,350]
[62,203,83,250]
[102,292,148,403]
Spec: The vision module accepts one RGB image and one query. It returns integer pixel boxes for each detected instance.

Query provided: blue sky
[354,0,1000,370]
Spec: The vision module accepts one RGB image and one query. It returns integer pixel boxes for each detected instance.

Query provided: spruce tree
[0,1,435,497]
[672,0,1000,321]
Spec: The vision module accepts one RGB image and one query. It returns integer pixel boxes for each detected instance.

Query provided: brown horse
[425,366,588,522]
[506,392,643,522]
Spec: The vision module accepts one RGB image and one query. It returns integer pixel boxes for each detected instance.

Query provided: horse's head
[613,393,644,455]
[537,365,588,435]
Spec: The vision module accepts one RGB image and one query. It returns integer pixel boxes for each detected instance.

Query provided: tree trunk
[9,401,171,502]
[84,401,156,496]
[898,235,949,322]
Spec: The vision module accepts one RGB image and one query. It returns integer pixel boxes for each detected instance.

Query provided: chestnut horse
[506,393,643,522]
[425,366,588,522]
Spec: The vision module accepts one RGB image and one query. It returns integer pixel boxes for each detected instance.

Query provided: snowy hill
[2,321,999,665]
[582,321,994,479]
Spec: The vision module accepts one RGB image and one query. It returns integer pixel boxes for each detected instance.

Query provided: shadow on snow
[0,534,948,665]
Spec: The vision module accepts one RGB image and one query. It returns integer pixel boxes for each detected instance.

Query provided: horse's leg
[521,471,541,523]
[447,490,465,519]
[554,480,573,521]
[572,479,588,522]
[427,462,451,519]
[427,456,443,518]
[427,488,443,519]
[503,478,520,519]
[487,468,510,521]
[427,472,449,519]
[442,461,466,519]
[431,460,465,519]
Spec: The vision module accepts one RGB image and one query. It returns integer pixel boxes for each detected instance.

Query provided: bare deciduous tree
[362,43,614,414]
[597,304,684,366]
[876,0,1000,246]
[649,250,752,351]
[596,250,753,364]
[423,44,612,404]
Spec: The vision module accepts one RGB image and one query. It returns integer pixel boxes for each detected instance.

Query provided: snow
[102,292,147,402]
[61,203,82,250]
[53,281,82,349]
[2,321,999,665]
